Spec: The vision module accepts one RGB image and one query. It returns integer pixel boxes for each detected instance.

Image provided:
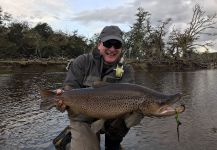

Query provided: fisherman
[55,25,143,150]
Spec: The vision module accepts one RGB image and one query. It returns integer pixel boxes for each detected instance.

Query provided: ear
[97,41,103,49]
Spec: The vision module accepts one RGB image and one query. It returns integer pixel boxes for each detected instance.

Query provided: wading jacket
[63,49,135,123]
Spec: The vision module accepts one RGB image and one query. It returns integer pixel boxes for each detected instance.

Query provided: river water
[0,66,217,150]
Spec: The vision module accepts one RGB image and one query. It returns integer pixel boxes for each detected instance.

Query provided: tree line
[0,4,216,64]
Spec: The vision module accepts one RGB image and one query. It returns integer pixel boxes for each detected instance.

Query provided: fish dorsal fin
[92,81,110,88]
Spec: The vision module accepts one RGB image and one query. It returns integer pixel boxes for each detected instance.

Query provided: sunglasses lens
[103,40,122,49]
[114,42,122,49]
[103,41,112,48]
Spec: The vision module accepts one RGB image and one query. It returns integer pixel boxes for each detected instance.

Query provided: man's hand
[55,89,67,112]
[56,89,63,95]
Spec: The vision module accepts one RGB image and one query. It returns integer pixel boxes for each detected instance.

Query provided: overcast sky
[1,0,217,52]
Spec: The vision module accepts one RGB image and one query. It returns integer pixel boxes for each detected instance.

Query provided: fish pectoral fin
[91,119,105,133]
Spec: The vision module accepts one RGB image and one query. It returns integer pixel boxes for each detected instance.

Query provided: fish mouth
[156,104,185,117]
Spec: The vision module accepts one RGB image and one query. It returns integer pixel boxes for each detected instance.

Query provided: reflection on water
[0,71,68,150]
[0,67,217,150]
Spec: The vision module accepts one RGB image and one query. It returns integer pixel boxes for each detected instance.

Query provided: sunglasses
[103,40,122,49]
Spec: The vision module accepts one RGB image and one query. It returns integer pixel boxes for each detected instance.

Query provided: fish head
[152,104,185,117]
[140,93,185,117]
[140,102,185,117]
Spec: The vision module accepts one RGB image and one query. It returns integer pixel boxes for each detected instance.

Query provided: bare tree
[0,6,12,27]
[167,4,217,59]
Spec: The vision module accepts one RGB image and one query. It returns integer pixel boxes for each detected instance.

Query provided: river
[0,66,217,150]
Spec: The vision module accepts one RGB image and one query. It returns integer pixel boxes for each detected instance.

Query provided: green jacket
[63,49,135,123]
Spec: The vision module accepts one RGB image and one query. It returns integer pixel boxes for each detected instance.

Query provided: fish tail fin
[40,89,57,110]
[40,89,56,97]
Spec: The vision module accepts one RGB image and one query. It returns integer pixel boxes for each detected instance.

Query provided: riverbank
[0,59,68,74]
[129,59,217,71]
[0,59,68,66]
[0,58,216,71]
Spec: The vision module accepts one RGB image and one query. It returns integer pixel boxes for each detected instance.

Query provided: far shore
[0,59,68,66]
[0,58,216,71]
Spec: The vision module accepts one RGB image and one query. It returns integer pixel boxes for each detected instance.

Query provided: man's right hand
[56,89,63,95]
[55,89,67,112]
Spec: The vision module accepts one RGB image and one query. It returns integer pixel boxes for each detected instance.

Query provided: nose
[109,46,116,51]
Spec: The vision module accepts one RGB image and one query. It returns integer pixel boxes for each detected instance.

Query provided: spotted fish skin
[40,83,184,119]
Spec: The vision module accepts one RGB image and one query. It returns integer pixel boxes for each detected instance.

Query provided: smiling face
[98,39,122,64]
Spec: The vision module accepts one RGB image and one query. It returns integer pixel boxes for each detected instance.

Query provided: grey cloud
[72,6,136,24]
[72,0,197,25]
[71,0,216,50]
[135,0,194,23]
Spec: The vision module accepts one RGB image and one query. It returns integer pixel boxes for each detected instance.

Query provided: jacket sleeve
[63,55,86,88]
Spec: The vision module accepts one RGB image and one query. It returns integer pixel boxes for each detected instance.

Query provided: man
[56,25,142,150]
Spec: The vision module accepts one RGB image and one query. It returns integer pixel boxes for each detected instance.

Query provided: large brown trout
[40,83,185,119]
